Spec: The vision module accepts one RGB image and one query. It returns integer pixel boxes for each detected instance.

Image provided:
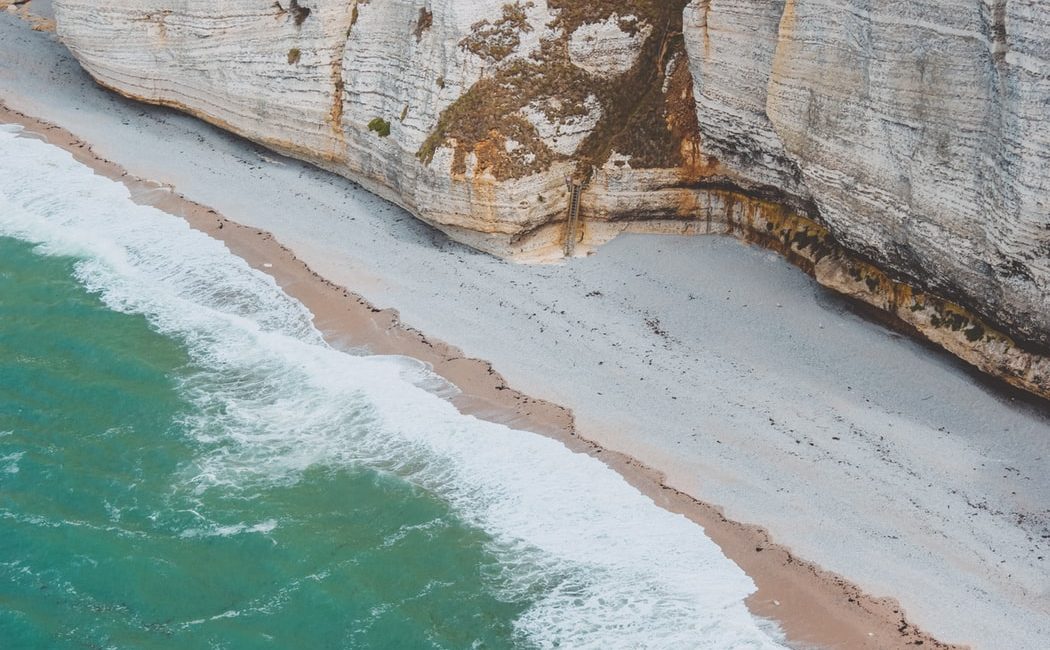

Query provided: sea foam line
[0,126,786,649]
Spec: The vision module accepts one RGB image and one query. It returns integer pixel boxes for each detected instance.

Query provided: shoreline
[2,104,958,649]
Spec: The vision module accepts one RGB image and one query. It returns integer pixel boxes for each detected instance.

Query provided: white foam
[180,519,279,539]
[0,128,787,648]
[1,451,24,474]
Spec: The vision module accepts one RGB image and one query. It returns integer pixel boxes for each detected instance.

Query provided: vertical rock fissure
[563,179,583,256]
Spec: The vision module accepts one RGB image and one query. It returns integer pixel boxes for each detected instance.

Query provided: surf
[0,125,785,648]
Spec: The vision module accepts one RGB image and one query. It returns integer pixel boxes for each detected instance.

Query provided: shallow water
[0,125,785,649]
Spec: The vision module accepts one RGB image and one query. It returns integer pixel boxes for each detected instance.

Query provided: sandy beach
[3,5,1049,648]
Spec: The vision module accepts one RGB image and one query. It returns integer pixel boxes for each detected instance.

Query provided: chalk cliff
[51,0,1050,398]
[683,0,1050,355]
[51,0,713,257]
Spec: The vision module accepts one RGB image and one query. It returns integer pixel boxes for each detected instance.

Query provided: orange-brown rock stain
[466,168,505,235]
[328,59,345,141]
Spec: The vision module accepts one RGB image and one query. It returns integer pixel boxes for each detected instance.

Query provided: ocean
[0,124,785,649]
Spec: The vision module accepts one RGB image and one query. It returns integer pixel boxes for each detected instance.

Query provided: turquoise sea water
[0,125,785,649]
[0,237,525,648]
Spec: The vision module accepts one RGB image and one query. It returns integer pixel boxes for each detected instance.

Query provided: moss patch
[368,117,391,137]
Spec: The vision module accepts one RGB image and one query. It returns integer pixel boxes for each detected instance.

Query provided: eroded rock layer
[51,0,1050,398]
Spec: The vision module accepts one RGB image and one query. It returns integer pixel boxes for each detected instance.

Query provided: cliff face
[52,0,712,258]
[51,0,1050,398]
[683,0,1050,353]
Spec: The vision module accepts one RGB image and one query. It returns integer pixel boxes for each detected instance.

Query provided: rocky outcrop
[50,0,1050,399]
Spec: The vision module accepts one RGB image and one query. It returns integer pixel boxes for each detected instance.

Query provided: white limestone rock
[520,95,603,157]
[682,0,805,200]
[683,0,1050,350]
[567,14,651,78]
